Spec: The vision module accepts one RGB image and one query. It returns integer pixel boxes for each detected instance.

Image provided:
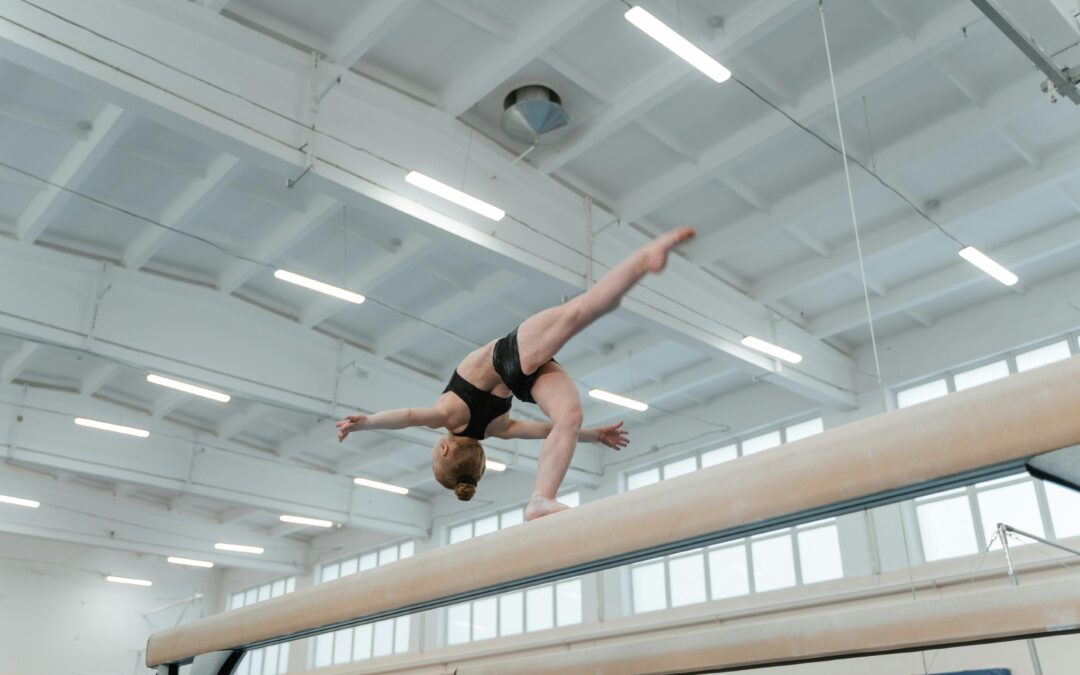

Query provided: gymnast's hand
[336,414,367,442]
[596,421,629,451]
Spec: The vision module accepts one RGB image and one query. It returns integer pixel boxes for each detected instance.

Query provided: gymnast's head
[432,434,487,501]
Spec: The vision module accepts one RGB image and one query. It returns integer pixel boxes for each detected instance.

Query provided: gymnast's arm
[337,407,448,441]
[493,419,629,449]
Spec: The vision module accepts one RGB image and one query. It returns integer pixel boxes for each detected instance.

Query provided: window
[626,419,839,612]
[229,577,296,675]
[953,360,1009,391]
[446,493,583,644]
[896,378,948,408]
[312,541,414,668]
[1016,340,1071,372]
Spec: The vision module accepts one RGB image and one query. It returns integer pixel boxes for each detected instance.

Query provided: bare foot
[643,227,696,273]
[524,494,570,521]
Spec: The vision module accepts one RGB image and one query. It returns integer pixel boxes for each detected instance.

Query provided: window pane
[235,653,250,675]
[752,534,796,591]
[449,523,473,544]
[359,553,377,571]
[285,577,295,593]
[244,588,257,606]
[525,586,554,632]
[897,379,948,408]
[499,592,524,636]
[500,508,524,528]
[339,557,358,577]
[447,604,471,645]
[785,418,824,443]
[474,515,499,537]
[352,624,372,660]
[917,495,978,561]
[278,643,290,672]
[321,563,339,583]
[627,467,660,490]
[472,597,497,641]
[257,584,271,602]
[1016,341,1071,372]
[559,491,580,508]
[668,552,706,607]
[248,649,263,675]
[372,619,394,657]
[708,544,749,599]
[399,541,415,558]
[230,592,244,610]
[798,525,843,584]
[556,580,582,626]
[271,579,285,597]
[313,634,333,667]
[1046,481,1080,538]
[332,627,352,664]
[978,480,1044,547]
[742,430,781,456]
[394,616,410,653]
[663,456,697,479]
[378,546,398,565]
[262,644,279,675]
[954,360,1009,391]
[701,444,736,467]
[631,562,667,613]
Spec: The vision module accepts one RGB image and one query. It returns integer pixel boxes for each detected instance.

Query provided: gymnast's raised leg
[520,227,695,519]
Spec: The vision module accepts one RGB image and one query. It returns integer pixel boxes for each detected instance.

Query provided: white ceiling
[1,0,1080,572]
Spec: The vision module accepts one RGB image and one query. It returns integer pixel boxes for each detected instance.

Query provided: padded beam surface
[1028,444,1080,492]
[147,356,1080,667]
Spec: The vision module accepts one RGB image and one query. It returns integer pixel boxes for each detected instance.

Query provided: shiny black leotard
[443,370,512,440]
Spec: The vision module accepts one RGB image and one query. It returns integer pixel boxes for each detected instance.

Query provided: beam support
[146,354,1080,665]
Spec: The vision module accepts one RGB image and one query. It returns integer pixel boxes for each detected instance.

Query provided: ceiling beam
[79,361,120,397]
[1,342,39,384]
[440,0,606,117]
[216,402,276,441]
[122,153,243,270]
[328,0,419,71]
[217,194,341,294]
[618,2,982,224]
[810,216,1080,337]
[534,0,805,174]
[151,390,188,419]
[585,361,739,427]
[14,104,133,243]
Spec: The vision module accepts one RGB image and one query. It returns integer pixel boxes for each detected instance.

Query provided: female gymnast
[337,227,695,520]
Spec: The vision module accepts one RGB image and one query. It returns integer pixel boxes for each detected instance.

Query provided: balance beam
[147,355,1080,669]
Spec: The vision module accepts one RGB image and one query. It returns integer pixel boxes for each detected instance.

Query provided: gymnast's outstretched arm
[494,419,629,450]
[337,407,448,442]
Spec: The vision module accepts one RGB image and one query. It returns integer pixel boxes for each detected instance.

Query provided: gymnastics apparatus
[147,354,1080,673]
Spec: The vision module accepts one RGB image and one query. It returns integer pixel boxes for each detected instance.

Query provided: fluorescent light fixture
[588,388,649,412]
[106,575,152,587]
[625,6,731,83]
[167,556,214,568]
[485,459,507,472]
[147,374,230,403]
[214,543,264,555]
[279,514,334,528]
[0,494,40,508]
[405,171,506,221]
[741,336,803,364]
[353,476,410,495]
[958,246,1018,286]
[74,417,150,438]
[274,269,366,304]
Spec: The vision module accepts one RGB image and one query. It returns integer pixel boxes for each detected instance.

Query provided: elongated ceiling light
[588,388,649,412]
[214,543,264,555]
[74,417,150,438]
[625,6,731,83]
[167,556,214,568]
[485,460,507,472]
[741,336,803,364]
[353,476,409,495]
[279,515,333,528]
[958,246,1018,286]
[0,494,39,508]
[147,374,230,403]
[405,171,506,221]
[107,575,152,587]
[274,270,366,304]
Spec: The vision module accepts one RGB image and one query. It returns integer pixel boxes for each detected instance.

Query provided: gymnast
[337,227,695,520]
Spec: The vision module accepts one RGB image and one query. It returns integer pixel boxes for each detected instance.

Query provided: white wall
[0,532,220,675]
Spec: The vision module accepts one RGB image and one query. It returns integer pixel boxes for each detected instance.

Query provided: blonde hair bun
[454,482,476,501]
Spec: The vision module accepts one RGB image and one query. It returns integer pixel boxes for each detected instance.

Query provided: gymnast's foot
[525,494,570,521]
[643,227,695,273]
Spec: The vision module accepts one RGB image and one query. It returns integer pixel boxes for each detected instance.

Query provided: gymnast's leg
[515,227,695,375]
[524,362,582,520]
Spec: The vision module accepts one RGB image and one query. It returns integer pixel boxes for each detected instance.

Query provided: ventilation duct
[500,85,572,145]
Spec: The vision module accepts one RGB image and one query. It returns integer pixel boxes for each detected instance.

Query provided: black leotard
[443,370,512,440]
